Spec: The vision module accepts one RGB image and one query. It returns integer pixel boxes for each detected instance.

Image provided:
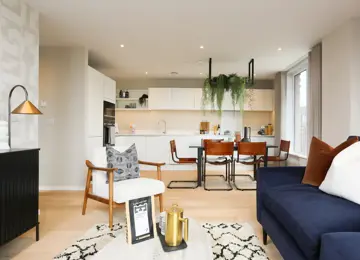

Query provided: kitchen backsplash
[115,110,273,134]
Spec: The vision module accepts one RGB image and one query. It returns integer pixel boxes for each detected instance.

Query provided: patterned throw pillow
[106,144,140,183]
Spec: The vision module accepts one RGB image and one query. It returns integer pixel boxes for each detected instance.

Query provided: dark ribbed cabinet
[0,149,40,246]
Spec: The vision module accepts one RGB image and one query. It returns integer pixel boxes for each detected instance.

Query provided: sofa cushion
[106,144,140,183]
[302,137,357,186]
[263,184,360,260]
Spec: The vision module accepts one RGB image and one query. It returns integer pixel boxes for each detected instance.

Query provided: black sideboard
[0,148,40,246]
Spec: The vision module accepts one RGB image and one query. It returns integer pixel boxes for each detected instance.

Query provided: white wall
[322,18,360,146]
[39,47,88,190]
[0,1,39,148]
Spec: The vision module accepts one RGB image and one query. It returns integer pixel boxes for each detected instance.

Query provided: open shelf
[116,98,140,101]
[116,108,149,111]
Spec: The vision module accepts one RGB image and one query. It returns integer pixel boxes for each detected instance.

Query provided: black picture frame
[125,196,156,244]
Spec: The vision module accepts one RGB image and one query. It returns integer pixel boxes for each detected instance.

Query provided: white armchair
[82,146,165,229]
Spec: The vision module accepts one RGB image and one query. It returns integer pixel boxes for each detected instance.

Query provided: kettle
[165,204,189,247]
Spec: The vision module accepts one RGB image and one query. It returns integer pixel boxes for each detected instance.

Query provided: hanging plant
[202,73,248,115]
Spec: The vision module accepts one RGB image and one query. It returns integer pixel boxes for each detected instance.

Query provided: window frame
[285,59,309,157]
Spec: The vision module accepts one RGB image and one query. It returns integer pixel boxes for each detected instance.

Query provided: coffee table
[92,218,213,260]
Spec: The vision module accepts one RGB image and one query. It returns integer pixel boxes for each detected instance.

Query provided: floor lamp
[8,85,42,148]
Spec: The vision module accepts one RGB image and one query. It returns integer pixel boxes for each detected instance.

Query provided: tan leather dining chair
[232,142,266,191]
[203,141,233,191]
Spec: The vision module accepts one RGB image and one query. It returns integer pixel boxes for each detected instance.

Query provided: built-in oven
[103,101,115,146]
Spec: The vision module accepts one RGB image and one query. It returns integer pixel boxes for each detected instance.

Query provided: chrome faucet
[158,120,167,134]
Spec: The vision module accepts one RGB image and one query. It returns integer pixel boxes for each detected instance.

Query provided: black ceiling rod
[248,58,254,85]
[209,58,212,81]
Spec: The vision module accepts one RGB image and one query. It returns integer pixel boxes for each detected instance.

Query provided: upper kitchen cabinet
[171,88,196,110]
[222,92,241,111]
[148,88,172,109]
[244,89,274,111]
[87,67,104,137]
[103,76,116,103]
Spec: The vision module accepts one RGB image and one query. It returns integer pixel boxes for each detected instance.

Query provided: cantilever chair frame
[232,141,267,191]
[203,141,233,191]
[168,140,199,189]
[260,139,290,167]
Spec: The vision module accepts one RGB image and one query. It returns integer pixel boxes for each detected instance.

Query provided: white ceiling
[26,0,360,80]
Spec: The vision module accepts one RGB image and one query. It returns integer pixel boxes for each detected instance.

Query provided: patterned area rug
[54,222,268,260]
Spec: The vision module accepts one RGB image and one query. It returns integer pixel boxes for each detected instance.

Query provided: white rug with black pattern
[54,222,268,260]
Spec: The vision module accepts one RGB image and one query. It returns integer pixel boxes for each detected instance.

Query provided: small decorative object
[119,89,123,98]
[165,204,188,247]
[7,85,42,147]
[125,196,156,244]
[130,123,136,134]
[138,94,148,107]
[125,89,129,98]
[202,58,255,115]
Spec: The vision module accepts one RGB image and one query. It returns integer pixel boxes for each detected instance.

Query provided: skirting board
[40,186,84,191]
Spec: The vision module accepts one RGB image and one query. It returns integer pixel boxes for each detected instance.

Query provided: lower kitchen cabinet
[115,136,147,162]
[115,135,276,170]
[145,136,171,164]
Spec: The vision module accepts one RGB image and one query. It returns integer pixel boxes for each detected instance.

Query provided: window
[284,59,308,157]
[294,70,307,155]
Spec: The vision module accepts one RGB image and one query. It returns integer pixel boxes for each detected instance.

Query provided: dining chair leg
[168,180,199,189]
[204,160,233,191]
[232,162,257,191]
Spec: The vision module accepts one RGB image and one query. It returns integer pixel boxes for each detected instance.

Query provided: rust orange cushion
[302,137,358,186]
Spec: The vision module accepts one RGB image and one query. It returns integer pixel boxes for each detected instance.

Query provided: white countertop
[115,130,274,138]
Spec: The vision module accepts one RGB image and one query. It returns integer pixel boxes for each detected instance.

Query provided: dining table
[189,143,278,187]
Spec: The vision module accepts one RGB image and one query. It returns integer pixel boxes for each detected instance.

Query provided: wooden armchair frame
[82,160,165,229]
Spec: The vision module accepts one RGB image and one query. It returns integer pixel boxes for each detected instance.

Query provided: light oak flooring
[0,170,282,260]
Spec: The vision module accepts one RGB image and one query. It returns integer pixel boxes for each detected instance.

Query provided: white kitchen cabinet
[103,76,116,103]
[222,92,240,111]
[148,88,172,109]
[145,136,171,164]
[171,88,195,109]
[194,88,203,110]
[87,67,104,137]
[194,88,214,110]
[244,89,274,111]
[115,136,147,162]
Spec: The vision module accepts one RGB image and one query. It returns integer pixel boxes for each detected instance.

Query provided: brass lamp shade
[11,100,42,115]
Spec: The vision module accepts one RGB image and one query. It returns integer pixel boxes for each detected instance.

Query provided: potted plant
[202,73,249,115]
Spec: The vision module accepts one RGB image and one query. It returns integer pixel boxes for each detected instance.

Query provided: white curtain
[307,43,322,150]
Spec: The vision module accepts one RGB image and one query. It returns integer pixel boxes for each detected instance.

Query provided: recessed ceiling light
[170,72,179,75]
[200,72,203,75]
[277,47,282,51]
[120,44,125,48]
[254,73,256,76]
[145,72,148,75]
[200,45,204,49]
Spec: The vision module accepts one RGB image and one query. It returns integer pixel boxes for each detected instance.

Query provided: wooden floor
[0,170,282,260]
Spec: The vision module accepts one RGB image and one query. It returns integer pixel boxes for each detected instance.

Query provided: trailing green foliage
[202,74,248,115]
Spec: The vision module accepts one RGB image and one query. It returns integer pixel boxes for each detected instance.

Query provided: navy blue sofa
[257,166,360,260]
